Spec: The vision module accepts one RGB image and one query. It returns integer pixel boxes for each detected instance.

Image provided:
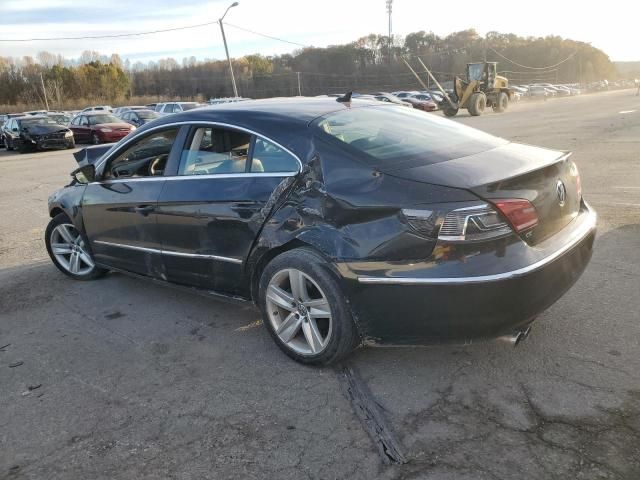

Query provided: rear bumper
[338,205,597,345]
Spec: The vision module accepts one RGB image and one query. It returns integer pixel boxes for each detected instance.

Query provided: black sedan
[120,108,161,127]
[3,115,74,152]
[45,97,596,364]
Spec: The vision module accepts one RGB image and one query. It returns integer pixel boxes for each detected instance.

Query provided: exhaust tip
[499,325,532,347]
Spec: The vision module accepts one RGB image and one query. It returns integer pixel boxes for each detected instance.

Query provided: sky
[0,0,637,63]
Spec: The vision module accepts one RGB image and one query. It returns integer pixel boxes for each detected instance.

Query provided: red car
[402,97,438,112]
[69,113,135,144]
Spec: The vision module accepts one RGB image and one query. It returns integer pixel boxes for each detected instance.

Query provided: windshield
[315,105,507,169]
[138,110,159,119]
[89,114,121,125]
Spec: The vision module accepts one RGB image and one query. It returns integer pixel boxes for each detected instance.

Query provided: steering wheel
[149,156,163,176]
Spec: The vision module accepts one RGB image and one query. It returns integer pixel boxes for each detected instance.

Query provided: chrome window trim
[357,208,596,285]
[89,171,298,184]
[93,240,242,265]
[94,120,303,174]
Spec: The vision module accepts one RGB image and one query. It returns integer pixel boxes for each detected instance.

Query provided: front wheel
[467,92,486,116]
[66,139,76,149]
[45,213,106,280]
[258,248,360,365]
[92,133,100,145]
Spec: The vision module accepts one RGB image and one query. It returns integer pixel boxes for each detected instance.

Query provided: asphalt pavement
[1,89,639,479]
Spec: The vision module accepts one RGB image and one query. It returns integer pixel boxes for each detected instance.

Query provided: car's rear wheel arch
[249,239,335,304]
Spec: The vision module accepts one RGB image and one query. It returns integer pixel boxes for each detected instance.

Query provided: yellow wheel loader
[440,62,512,117]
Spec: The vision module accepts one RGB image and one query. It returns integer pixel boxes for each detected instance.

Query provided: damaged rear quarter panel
[247,136,477,336]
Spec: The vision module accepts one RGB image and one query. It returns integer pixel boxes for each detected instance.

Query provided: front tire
[92,133,100,145]
[467,92,486,116]
[67,139,76,149]
[45,213,106,281]
[258,248,359,365]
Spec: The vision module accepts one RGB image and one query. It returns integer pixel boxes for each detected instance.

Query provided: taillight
[492,199,538,232]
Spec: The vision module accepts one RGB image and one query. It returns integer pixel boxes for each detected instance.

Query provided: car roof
[137,97,384,157]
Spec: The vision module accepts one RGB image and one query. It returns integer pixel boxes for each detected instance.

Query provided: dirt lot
[1,90,639,479]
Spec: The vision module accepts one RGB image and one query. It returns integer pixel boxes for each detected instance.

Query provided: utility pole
[296,72,302,96]
[40,73,49,110]
[386,0,393,64]
[219,2,239,98]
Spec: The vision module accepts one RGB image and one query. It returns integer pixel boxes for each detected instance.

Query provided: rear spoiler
[73,144,115,166]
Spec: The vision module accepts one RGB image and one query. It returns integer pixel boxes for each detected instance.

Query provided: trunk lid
[383,142,582,245]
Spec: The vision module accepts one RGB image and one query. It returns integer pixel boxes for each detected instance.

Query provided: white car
[155,102,201,116]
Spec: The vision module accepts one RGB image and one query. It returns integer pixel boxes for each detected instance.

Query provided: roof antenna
[336,91,353,103]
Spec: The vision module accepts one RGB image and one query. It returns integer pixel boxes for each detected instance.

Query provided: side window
[174,104,183,112]
[103,128,179,180]
[164,104,175,113]
[80,116,89,126]
[178,127,251,176]
[251,138,299,173]
[71,116,79,126]
[122,112,131,121]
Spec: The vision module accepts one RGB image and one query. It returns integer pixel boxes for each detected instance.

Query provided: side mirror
[71,164,96,184]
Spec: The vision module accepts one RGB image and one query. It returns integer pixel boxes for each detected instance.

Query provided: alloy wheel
[50,223,95,275]
[266,268,333,356]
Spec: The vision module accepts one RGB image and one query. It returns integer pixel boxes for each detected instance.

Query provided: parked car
[370,92,412,107]
[69,113,135,144]
[528,86,549,99]
[46,112,72,126]
[81,105,113,114]
[2,115,74,152]
[114,106,147,117]
[145,103,159,110]
[0,113,25,146]
[24,110,48,116]
[44,97,595,364]
[120,109,160,127]
[392,90,421,98]
[155,102,201,115]
[402,96,438,112]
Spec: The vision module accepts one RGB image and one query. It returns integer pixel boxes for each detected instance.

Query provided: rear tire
[258,248,360,365]
[493,92,509,113]
[45,213,106,281]
[6,138,14,151]
[467,92,486,116]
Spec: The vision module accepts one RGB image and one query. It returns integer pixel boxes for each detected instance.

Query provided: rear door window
[178,127,251,175]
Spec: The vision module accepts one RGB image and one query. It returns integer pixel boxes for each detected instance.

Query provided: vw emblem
[556,180,567,207]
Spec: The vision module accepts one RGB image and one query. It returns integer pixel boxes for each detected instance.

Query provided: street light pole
[386,0,393,64]
[219,2,239,98]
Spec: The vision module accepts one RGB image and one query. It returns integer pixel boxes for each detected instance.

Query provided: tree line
[0,29,618,109]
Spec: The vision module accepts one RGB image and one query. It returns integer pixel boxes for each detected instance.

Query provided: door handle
[134,205,155,215]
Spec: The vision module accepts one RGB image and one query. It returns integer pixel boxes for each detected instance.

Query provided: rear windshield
[314,105,507,169]
[137,110,159,119]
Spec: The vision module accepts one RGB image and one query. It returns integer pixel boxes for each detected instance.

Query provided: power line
[489,48,578,70]
[0,20,221,42]
[222,22,310,48]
